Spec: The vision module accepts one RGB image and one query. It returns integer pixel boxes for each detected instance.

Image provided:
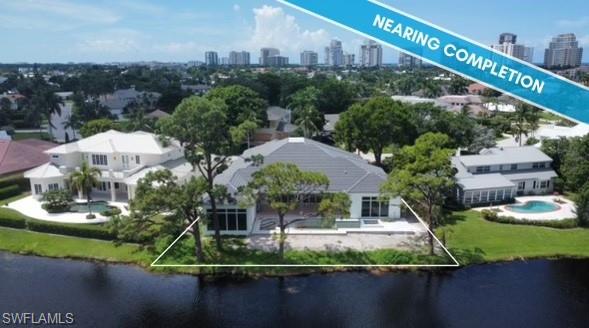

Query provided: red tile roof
[0,139,57,176]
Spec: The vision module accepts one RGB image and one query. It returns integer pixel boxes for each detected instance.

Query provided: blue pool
[506,200,560,213]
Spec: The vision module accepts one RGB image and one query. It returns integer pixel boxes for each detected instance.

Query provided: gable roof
[216,138,387,194]
[46,130,177,155]
[0,139,56,176]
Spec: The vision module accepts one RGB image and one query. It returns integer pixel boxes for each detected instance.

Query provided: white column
[109,170,116,202]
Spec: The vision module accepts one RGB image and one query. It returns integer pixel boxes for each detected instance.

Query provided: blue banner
[278,0,589,124]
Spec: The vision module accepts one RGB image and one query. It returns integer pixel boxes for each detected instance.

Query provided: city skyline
[0,0,589,64]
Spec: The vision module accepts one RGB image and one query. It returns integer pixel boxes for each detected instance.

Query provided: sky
[1,0,589,64]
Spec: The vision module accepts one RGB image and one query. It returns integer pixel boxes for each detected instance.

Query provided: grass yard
[441,211,589,263]
[0,227,151,264]
[12,132,50,141]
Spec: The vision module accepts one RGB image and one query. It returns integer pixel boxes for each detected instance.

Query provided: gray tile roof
[502,170,558,181]
[216,138,387,194]
[456,174,516,191]
[457,146,553,167]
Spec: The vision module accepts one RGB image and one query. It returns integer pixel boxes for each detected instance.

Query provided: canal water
[0,252,587,327]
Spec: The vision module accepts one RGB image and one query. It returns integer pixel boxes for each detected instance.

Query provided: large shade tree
[382,133,455,255]
[335,97,416,165]
[241,163,329,259]
[158,96,233,251]
[206,85,267,125]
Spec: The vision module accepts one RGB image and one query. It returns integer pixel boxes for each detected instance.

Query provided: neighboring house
[253,106,297,146]
[467,83,488,95]
[181,84,211,95]
[24,130,193,201]
[437,95,487,115]
[209,137,402,235]
[391,95,451,110]
[145,109,171,120]
[323,114,340,134]
[0,139,56,177]
[483,102,516,113]
[50,91,77,143]
[99,87,161,119]
[536,123,589,141]
[452,146,558,206]
[0,92,25,110]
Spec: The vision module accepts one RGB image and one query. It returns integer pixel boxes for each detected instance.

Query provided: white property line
[150,200,460,268]
[276,0,588,125]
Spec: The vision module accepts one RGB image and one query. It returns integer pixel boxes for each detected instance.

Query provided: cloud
[233,4,240,12]
[556,16,589,28]
[75,29,146,55]
[242,5,330,59]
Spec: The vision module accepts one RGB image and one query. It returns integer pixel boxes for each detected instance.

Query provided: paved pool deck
[474,195,576,221]
[5,195,128,224]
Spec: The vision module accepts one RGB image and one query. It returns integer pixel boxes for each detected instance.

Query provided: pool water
[69,201,112,213]
[506,200,560,213]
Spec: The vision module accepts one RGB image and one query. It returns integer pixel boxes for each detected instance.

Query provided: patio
[5,195,129,224]
[474,195,576,221]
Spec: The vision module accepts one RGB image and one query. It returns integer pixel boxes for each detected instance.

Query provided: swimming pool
[505,200,560,213]
[69,201,112,213]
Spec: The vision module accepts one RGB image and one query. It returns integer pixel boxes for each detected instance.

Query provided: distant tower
[204,51,219,66]
[544,33,583,68]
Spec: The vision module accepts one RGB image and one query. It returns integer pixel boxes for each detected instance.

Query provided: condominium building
[325,39,344,66]
[398,52,422,69]
[300,50,318,66]
[259,48,280,66]
[343,53,355,66]
[544,33,583,68]
[267,55,289,67]
[204,51,219,66]
[360,40,383,67]
[228,51,250,65]
[490,33,534,63]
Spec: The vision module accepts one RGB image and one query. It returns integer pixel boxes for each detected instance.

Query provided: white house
[452,146,558,206]
[24,130,193,201]
[99,87,161,119]
[536,123,589,141]
[208,137,402,235]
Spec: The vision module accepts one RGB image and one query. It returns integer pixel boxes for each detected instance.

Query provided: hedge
[0,185,21,201]
[0,175,29,190]
[26,219,116,241]
[0,208,116,240]
[0,208,27,229]
[481,209,579,229]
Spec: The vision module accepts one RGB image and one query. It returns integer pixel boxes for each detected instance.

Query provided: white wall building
[24,130,194,202]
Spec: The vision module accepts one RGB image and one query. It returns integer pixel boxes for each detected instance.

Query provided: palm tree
[512,103,539,146]
[41,90,64,141]
[63,112,81,141]
[294,105,323,138]
[70,162,101,215]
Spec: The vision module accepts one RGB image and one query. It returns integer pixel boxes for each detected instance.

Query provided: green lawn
[0,227,151,264]
[441,211,589,263]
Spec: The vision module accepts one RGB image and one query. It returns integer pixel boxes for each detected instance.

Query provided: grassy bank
[440,211,589,263]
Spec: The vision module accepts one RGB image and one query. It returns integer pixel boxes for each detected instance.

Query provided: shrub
[41,190,72,213]
[0,175,29,191]
[0,208,28,229]
[0,185,21,200]
[481,209,578,229]
[100,207,121,217]
[86,214,96,220]
[26,219,115,240]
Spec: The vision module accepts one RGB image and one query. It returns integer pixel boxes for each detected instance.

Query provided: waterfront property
[452,146,558,206]
[23,130,194,202]
[208,137,421,236]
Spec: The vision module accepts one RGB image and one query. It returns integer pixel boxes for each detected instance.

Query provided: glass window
[48,183,59,191]
[518,181,526,190]
[488,190,497,201]
[34,184,42,194]
[472,191,480,203]
[135,155,140,164]
[464,192,472,204]
[361,197,389,217]
[510,164,518,171]
[480,191,488,202]
[206,209,248,231]
[237,213,247,230]
[91,154,108,166]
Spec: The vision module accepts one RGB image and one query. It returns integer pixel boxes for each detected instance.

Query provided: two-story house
[452,146,558,206]
[24,130,193,201]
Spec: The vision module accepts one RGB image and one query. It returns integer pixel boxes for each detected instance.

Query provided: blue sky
[1,0,588,64]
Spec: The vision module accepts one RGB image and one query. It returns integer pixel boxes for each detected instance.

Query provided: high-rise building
[220,57,229,65]
[204,51,218,66]
[259,48,280,66]
[490,33,534,63]
[300,50,318,66]
[325,39,344,66]
[544,33,583,69]
[359,40,383,67]
[267,55,289,67]
[398,52,422,69]
[343,53,355,66]
[228,51,250,65]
